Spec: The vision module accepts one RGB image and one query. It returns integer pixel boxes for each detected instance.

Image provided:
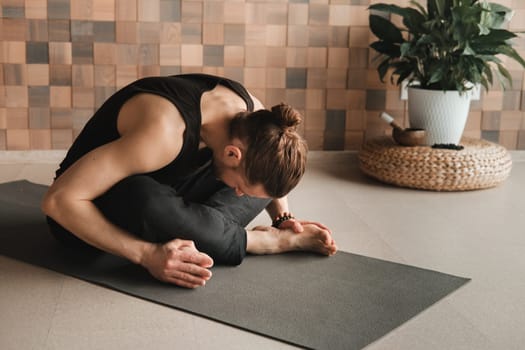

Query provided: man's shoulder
[250,94,264,111]
[118,93,186,137]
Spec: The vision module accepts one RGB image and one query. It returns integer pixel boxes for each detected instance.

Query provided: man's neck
[200,87,246,154]
[200,117,231,155]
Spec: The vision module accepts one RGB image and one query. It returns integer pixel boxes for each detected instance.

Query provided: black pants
[47,164,271,265]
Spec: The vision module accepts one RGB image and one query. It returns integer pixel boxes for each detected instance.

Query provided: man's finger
[167,276,205,289]
[180,250,214,268]
[177,260,213,279]
[166,258,210,278]
[167,268,209,286]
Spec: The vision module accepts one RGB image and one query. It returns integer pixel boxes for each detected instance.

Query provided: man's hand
[140,239,214,289]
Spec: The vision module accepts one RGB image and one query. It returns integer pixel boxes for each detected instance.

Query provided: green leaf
[377,58,391,82]
[480,77,489,92]
[428,0,452,18]
[415,34,434,45]
[463,42,476,55]
[473,29,516,44]
[477,55,502,65]
[428,67,445,85]
[478,24,490,35]
[498,45,525,68]
[482,2,513,29]
[369,4,408,17]
[410,0,427,17]
[392,64,414,86]
[369,3,427,33]
[369,15,404,44]
[472,46,500,55]
[451,5,483,42]
[402,8,427,31]
[468,61,482,83]
[488,2,513,14]
[370,41,401,57]
[497,63,512,86]
[484,63,494,86]
[400,42,412,56]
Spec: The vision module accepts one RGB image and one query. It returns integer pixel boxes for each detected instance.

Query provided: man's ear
[223,145,242,166]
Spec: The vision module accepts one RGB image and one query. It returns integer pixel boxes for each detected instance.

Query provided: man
[42,74,337,289]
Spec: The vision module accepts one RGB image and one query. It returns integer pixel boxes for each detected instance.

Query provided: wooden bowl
[393,128,426,146]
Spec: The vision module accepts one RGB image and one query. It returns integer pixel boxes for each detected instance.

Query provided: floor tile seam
[43,275,67,348]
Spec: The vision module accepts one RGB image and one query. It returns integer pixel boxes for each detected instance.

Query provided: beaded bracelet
[272,212,295,228]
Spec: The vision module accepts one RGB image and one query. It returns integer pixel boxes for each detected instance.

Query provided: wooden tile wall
[1,0,524,150]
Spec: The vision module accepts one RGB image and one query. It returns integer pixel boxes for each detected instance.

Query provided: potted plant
[369,0,525,146]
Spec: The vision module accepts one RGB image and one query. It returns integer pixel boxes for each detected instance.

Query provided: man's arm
[265,196,332,234]
[42,94,213,288]
[265,196,290,220]
[265,196,304,232]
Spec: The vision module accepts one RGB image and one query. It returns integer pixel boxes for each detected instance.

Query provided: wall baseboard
[1,149,524,164]
[0,150,67,164]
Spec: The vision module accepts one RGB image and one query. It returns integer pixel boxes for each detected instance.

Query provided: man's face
[214,162,270,198]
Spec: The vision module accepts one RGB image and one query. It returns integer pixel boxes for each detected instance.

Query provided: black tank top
[55,74,255,185]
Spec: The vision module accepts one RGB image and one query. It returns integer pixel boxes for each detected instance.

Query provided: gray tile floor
[1,150,524,350]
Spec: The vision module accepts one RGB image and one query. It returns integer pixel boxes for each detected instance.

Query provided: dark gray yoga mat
[0,180,469,350]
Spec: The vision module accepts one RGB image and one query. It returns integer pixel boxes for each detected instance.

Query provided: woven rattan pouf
[358,137,512,191]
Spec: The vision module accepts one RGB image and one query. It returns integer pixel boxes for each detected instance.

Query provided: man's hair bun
[270,103,302,132]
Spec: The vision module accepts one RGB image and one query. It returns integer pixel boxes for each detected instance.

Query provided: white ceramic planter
[408,87,472,146]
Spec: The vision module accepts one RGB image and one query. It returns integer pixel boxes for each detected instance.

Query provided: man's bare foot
[247,224,337,256]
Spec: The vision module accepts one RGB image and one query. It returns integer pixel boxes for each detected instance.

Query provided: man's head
[218,103,308,198]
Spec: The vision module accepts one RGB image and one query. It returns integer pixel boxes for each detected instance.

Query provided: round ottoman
[358,137,512,191]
